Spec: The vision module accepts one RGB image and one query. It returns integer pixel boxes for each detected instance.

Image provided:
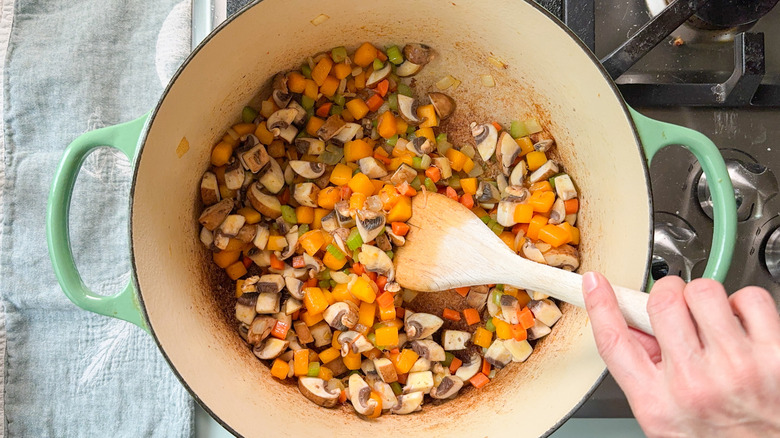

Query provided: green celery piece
[332,94,346,107]
[326,243,345,260]
[485,318,496,332]
[397,83,413,97]
[412,156,423,170]
[301,95,315,109]
[346,228,364,251]
[387,134,399,147]
[372,58,384,71]
[280,205,297,224]
[331,46,348,63]
[301,64,312,79]
[386,45,403,65]
[441,352,455,367]
[510,120,529,139]
[410,175,422,191]
[307,362,321,377]
[424,177,437,192]
[242,106,258,124]
[388,93,398,111]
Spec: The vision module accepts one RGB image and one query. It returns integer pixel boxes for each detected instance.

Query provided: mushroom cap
[298,377,339,408]
[323,301,359,331]
[396,94,421,125]
[496,131,521,176]
[357,244,394,281]
[404,313,444,340]
[390,391,424,415]
[472,122,498,162]
[356,210,386,244]
[430,375,464,399]
[428,92,456,120]
[198,199,234,231]
[289,160,326,179]
[348,374,378,415]
[402,43,434,65]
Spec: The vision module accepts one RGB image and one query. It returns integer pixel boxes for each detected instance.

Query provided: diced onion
[488,56,507,69]
[435,75,458,90]
[310,14,330,26]
[176,136,189,158]
[451,79,462,90]
[402,288,419,303]
[481,75,496,87]
[225,128,239,140]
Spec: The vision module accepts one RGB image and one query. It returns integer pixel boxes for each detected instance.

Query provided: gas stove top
[192,0,780,427]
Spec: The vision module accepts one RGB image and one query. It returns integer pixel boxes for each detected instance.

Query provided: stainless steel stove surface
[191,0,780,433]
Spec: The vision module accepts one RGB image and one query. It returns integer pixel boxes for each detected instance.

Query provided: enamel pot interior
[131,0,651,436]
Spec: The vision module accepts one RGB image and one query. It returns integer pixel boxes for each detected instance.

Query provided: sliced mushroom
[403,43,434,65]
[466,285,489,311]
[476,181,500,204]
[272,72,288,93]
[528,160,559,184]
[240,141,271,174]
[309,321,333,348]
[565,213,577,227]
[471,122,498,161]
[372,381,398,411]
[442,330,471,351]
[527,319,552,340]
[404,313,444,340]
[252,337,289,360]
[506,186,530,204]
[334,202,355,228]
[303,252,323,273]
[385,226,405,247]
[495,132,521,176]
[200,171,220,205]
[235,224,257,243]
[395,60,422,77]
[349,374,379,416]
[410,340,446,362]
[247,183,282,219]
[252,274,284,293]
[289,160,326,179]
[375,233,392,251]
[299,377,339,408]
[256,158,284,194]
[554,174,577,201]
[393,97,419,130]
[404,371,434,394]
[246,315,275,345]
[389,163,418,185]
[235,293,258,325]
[255,292,280,314]
[391,391,423,415]
[316,115,346,141]
[219,214,246,237]
[294,137,325,156]
[528,299,563,327]
[277,124,299,144]
[272,89,292,108]
[277,227,299,260]
[484,339,513,369]
[500,294,521,324]
[548,198,566,225]
[366,63,392,87]
[522,240,547,264]
[320,210,339,233]
[287,99,307,127]
[543,244,579,270]
[358,157,388,178]
[293,320,314,344]
[430,375,464,399]
[198,199,234,231]
[199,227,214,247]
[534,139,554,152]
[504,338,533,362]
[356,210,386,243]
[454,354,481,381]
[293,182,320,208]
[212,231,230,250]
[432,156,452,179]
[285,277,305,300]
[338,331,374,355]
[428,92,455,120]
[496,200,519,228]
[373,358,398,383]
[407,136,434,156]
[330,122,362,147]
[358,244,394,281]
[487,291,501,318]
[509,161,527,186]
[252,224,269,250]
[266,108,298,133]
[323,301,359,331]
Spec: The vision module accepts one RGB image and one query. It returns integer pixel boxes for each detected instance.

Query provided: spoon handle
[496,255,653,335]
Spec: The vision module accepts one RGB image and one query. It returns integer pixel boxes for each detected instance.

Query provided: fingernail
[583,272,599,295]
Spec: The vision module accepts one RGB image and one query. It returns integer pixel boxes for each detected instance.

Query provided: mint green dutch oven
[46,0,737,436]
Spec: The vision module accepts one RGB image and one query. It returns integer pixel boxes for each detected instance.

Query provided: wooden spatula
[394,193,653,335]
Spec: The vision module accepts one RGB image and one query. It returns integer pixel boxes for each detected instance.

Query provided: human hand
[582,272,780,438]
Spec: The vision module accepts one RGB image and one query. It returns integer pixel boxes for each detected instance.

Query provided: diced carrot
[365,94,384,113]
[375,79,390,97]
[376,50,388,62]
[460,193,474,209]
[424,166,441,183]
[391,222,410,236]
[292,256,305,269]
[491,122,503,132]
[352,262,366,276]
[510,324,528,341]
[445,186,459,201]
[278,187,290,205]
[454,286,470,297]
[366,271,377,283]
[481,358,491,376]
[395,182,417,197]
[564,198,579,214]
[513,223,529,236]
[305,278,318,288]
[395,306,405,319]
[463,308,481,325]
[270,253,285,270]
[376,275,388,292]
[374,150,392,165]
[270,320,290,339]
[518,307,535,329]
[442,308,461,321]
[270,358,289,380]
[449,357,463,374]
[316,102,332,118]
[469,372,490,389]
[529,180,553,193]
[242,256,253,269]
[376,291,395,309]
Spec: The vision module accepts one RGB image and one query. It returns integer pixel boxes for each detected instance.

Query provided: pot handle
[46,114,149,331]
[629,107,737,283]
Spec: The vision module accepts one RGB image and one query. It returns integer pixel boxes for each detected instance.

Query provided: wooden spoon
[394,193,653,335]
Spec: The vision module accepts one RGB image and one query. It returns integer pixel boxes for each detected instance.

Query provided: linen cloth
[0,0,195,436]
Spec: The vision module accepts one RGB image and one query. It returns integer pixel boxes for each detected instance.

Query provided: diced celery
[448,174,461,189]
[495,284,504,291]
[301,64,312,78]
[460,144,476,159]
[480,216,491,224]
[372,118,379,128]
[491,289,503,306]
[397,83,413,97]
[372,58,384,71]
[485,318,496,332]
[242,106,258,124]
[436,140,452,156]
[467,163,484,178]
[441,352,455,367]
[329,279,337,288]
[410,175,422,191]
[330,105,343,116]
[490,222,504,236]
[367,332,377,346]
[346,228,363,251]
[305,106,315,119]
[318,144,344,165]
[406,125,416,135]
[352,248,361,261]
[332,94,346,107]
[298,224,310,236]
[488,369,497,379]
[385,250,394,260]
[412,156,423,170]
[436,133,448,143]
[318,280,330,289]
[307,362,321,377]
[316,269,331,280]
[424,177,437,192]
[326,244,345,260]
[280,205,297,224]
[524,118,543,134]
[510,120,529,139]
[331,46,348,63]
[387,134,399,147]
[386,45,403,65]
[390,382,403,395]
[388,93,398,111]
[420,154,432,169]
[301,95,315,109]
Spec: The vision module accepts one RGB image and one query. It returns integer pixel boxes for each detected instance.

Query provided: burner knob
[764,228,780,283]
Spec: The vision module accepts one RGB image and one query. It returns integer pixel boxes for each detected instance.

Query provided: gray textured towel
[1,0,194,436]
